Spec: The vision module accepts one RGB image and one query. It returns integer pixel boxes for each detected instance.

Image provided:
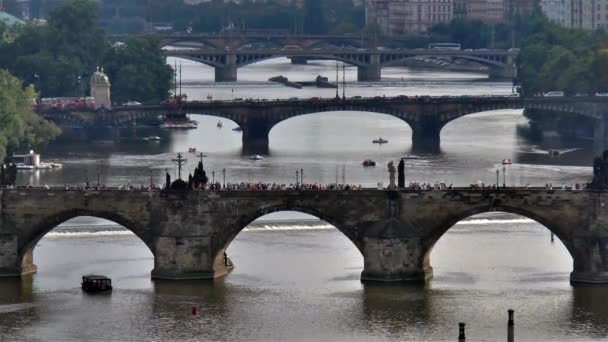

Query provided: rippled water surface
[2,59,606,341]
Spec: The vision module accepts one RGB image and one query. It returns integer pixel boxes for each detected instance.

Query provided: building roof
[0,11,24,26]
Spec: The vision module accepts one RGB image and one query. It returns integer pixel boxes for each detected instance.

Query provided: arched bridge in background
[38,96,608,153]
[164,48,517,82]
[1,187,607,286]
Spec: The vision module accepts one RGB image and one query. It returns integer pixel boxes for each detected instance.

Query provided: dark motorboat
[362,159,376,167]
[82,275,112,293]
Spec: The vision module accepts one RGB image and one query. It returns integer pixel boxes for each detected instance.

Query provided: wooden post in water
[458,322,466,342]
[507,309,514,342]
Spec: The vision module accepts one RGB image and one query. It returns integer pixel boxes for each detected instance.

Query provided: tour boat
[12,150,62,170]
[249,154,264,160]
[232,127,242,132]
[362,159,376,167]
[188,147,197,153]
[217,121,223,128]
[502,159,512,165]
[81,275,112,293]
[372,138,388,144]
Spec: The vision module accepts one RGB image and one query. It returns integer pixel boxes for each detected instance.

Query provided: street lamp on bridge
[222,168,226,189]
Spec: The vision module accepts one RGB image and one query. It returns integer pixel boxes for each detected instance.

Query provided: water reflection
[0,276,34,304]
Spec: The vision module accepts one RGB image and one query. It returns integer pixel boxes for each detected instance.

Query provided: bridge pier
[241,119,272,154]
[215,65,237,82]
[358,55,381,82]
[570,237,608,285]
[488,65,515,80]
[290,57,308,65]
[151,237,230,280]
[0,236,36,277]
[361,237,432,283]
[411,121,441,152]
[357,64,381,82]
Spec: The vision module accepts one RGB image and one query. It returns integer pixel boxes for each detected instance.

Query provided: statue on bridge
[191,160,208,189]
[0,164,17,187]
[591,151,608,189]
[387,161,396,190]
[398,159,405,188]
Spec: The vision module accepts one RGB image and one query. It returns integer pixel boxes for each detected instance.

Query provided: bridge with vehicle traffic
[164,48,517,82]
[37,96,608,153]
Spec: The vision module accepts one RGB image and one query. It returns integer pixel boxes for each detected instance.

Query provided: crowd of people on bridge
[203,181,363,191]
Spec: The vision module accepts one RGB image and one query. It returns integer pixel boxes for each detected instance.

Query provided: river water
[3,58,607,341]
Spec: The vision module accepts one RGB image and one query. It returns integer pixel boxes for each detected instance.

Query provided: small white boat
[143,136,161,142]
[12,150,61,171]
[249,154,264,160]
[402,155,421,160]
[217,121,223,128]
[188,147,197,153]
[502,159,512,165]
[15,164,34,170]
[372,137,388,144]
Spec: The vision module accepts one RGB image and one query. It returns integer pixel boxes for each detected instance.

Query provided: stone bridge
[1,187,608,286]
[165,48,517,82]
[38,96,608,153]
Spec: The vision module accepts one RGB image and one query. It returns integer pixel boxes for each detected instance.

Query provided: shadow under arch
[423,206,574,281]
[20,209,154,273]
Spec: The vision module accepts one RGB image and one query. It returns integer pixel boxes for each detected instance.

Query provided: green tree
[103,37,174,104]
[0,70,60,161]
[303,0,326,34]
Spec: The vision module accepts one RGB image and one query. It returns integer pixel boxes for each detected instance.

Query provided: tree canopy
[0,70,60,161]
[1,0,172,104]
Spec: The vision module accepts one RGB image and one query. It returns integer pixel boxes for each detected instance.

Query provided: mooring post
[507,309,514,342]
[458,322,466,341]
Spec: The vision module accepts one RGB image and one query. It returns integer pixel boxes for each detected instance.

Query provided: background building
[366,0,453,35]
[593,0,608,30]
[540,0,572,27]
[465,0,508,23]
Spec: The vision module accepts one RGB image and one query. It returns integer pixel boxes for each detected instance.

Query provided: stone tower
[90,67,111,109]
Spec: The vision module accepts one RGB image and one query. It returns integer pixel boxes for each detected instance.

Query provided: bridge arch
[422,205,574,279]
[209,206,363,279]
[18,209,154,275]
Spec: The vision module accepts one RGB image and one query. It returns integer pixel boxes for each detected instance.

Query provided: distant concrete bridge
[165,48,518,82]
[38,96,608,153]
[1,186,607,286]
[112,32,431,51]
